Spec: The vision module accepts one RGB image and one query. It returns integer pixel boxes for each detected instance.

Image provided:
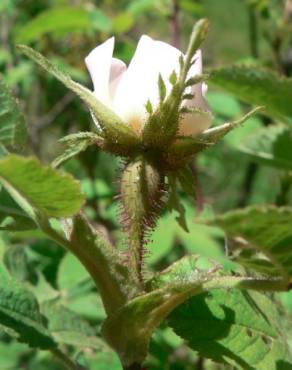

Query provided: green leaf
[17,45,139,151]
[41,300,104,350]
[86,351,122,370]
[58,252,89,292]
[102,255,220,366]
[113,12,134,34]
[0,342,29,370]
[0,265,55,349]
[168,289,291,370]
[205,205,292,279]
[90,9,112,32]
[168,107,263,161]
[0,188,37,231]
[127,0,156,15]
[52,131,104,168]
[4,245,29,282]
[169,288,291,369]
[0,155,85,221]
[240,125,292,170]
[0,76,28,152]
[210,66,292,119]
[14,6,92,44]
[68,293,106,321]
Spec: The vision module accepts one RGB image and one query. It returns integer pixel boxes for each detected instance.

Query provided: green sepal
[52,131,104,168]
[167,106,263,166]
[17,45,139,151]
[142,19,209,148]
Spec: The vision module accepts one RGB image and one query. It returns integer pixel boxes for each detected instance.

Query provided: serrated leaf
[102,255,220,366]
[0,265,55,349]
[4,245,29,281]
[210,66,292,119]
[205,206,292,279]
[240,126,292,170]
[0,155,85,221]
[41,300,104,350]
[17,45,139,151]
[0,76,28,152]
[168,289,291,370]
[14,7,92,44]
[0,188,37,231]
[52,131,104,168]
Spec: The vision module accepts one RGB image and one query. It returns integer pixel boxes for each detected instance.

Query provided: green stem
[51,348,83,370]
[39,217,132,315]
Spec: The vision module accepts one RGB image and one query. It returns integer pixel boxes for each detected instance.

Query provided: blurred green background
[1,0,292,369]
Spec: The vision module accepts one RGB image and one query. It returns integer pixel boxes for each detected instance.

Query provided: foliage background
[1,0,292,369]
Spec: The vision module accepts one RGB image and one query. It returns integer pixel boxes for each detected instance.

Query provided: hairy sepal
[142,19,209,149]
[120,159,165,283]
[166,106,263,167]
[17,45,139,151]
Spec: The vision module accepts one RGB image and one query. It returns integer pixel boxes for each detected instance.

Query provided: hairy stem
[121,160,163,287]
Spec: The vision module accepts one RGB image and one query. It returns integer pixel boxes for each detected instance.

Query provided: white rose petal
[85,36,212,137]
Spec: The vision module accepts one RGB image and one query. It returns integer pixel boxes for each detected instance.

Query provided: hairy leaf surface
[0,155,85,221]
[206,206,292,279]
[210,66,292,119]
[0,76,27,152]
[168,289,291,369]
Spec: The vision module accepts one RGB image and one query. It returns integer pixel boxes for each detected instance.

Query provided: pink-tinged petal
[179,94,212,136]
[179,49,213,136]
[85,37,115,105]
[113,35,182,133]
[109,58,127,100]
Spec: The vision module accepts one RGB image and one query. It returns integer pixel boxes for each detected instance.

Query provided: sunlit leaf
[240,125,292,170]
[14,6,92,43]
[0,155,85,221]
[41,300,104,350]
[210,66,292,119]
[169,289,291,369]
[0,76,28,152]
[205,205,292,279]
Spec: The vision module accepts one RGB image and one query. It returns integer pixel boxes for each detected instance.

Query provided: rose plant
[0,18,291,370]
